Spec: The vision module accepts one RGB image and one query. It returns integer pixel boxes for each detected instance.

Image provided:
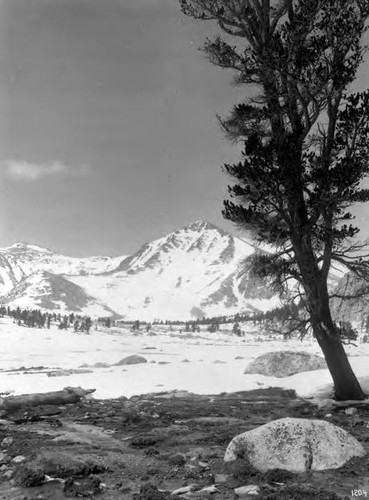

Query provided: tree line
[0,306,93,333]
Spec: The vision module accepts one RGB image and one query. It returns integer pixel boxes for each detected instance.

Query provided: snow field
[0,318,368,402]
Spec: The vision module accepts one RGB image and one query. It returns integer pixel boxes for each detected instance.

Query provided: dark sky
[0,0,368,256]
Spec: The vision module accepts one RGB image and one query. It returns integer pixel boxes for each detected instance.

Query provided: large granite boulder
[244,350,326,377]
[224,417,365,473]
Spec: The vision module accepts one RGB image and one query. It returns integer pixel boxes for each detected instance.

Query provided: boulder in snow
[244,350,326,377]
[224,417,365,473]
[114,355,147,366]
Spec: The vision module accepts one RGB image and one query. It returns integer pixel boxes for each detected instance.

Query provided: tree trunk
[293,240,366,401]
[304,272,366,401]
[312,324,366,401]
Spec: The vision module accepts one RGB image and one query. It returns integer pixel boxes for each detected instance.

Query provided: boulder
[224,417,365,473]
[114,355,147,366]
[234,485,260,497]
[244,350,326,377]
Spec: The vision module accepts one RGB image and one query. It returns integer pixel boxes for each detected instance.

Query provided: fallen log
[0,386,96,414]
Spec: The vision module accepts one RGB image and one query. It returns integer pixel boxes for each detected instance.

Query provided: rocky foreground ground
[0,387,368,500]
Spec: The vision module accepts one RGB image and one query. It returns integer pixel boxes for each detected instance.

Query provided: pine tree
[232,322,242,336]
[181,0,369,400]
[85,316,92,334]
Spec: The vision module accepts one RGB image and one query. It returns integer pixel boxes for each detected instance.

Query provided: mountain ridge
[0,220,280,320]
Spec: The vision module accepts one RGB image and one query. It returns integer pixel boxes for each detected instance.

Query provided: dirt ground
[0,387,368,500]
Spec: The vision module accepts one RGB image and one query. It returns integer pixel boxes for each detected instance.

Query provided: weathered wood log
[0,386,95,414]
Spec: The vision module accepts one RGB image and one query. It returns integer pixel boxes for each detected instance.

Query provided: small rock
[0,419,14,426]
[214,474,228,484]
[1,437,13,448]
[13,465,45,487]
[43,474,65,483]
[0,452,8,464]
[131,436,157,448]
[184,486,218,498]
[345,407,358,415]
[169,453,186,466]
[171,484,199,495]
[114,355,147,366]
[325,414,332,418]
[2,470,13,479]
[184,464,197,472]
[198,461,210,469]
[12,455,26,464]
[63,476,101,497]
[198,485,217,493]
[234,485,260,497]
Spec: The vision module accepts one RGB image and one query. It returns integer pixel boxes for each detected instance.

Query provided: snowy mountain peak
[72,220,279,321]
[0,241,126,301]
[9,241,28,249]
[5,242,53,254]
[185,220,219,232]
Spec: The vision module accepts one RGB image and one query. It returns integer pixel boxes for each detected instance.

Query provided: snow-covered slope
[70,221,280,320]
[1,271,116,317]
[0,242,125,295]
[0,221,282,320]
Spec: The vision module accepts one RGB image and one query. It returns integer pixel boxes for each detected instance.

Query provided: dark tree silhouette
[181,0,369,400]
